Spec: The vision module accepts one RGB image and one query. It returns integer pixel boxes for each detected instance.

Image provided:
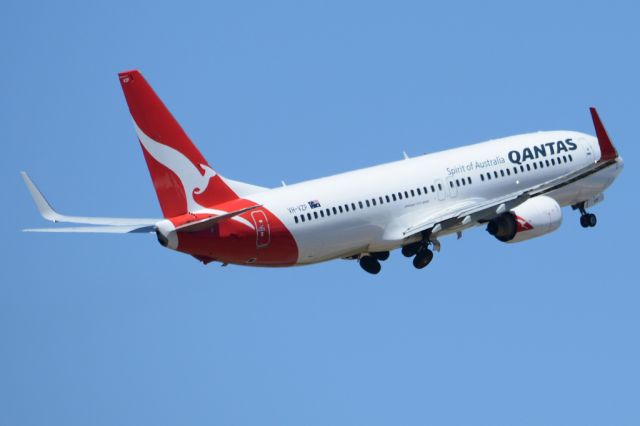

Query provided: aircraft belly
[547,161,623,207]
[293,220,382,264]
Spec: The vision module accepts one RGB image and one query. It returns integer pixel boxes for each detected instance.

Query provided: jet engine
[486,195,562,243]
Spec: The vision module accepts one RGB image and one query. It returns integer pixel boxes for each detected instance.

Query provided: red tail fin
[118,70,237,218]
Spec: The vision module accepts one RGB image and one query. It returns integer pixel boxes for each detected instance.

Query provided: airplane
[22,70,624,274]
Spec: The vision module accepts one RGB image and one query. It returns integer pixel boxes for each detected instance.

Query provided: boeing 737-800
[22,70,624,274]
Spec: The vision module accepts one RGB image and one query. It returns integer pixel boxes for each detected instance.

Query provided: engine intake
[487,196,562,243]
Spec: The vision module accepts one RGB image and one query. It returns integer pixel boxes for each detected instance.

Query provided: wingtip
[589,107,618,162]
[21,172,60,222]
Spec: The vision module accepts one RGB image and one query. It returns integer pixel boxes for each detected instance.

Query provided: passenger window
[539,161,544,168]
[379,196,384,204]
[486,172,491,180]
[545,159,550,167]
[404,191,409,198]
[351,203,356,210]
[520,165,525,172]
[423,186,428,194]
[392,194,397,201]
[506,169,510,176]
[314,212,318,219]
[332,207,337,214]
[365,200,370,207]
[359,201,364,209]
[500,170,505,177]
[494,171,499,178]
[320,210,325,218]
[468,177,472,184]
[438,183,442,191]
[411,189,415,197]
[527,164,531,171]
[450,181,454,188]
[307,213,312,221]
[338,206,343,213]
[551,158,556,166]
[372,199,377,206]
[398,193,403,200]
[386,195,391,203]
[301,215,306,222]
[569,154,573,162]
[513,167,517,174]
[533,162,538,170]
[294,216,299,223]
[480,174,485,181]
[345,204,349,212]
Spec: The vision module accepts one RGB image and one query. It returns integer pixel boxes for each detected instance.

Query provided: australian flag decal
[308,200,321,209]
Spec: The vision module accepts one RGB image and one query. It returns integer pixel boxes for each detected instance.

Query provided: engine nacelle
[486,195,562,243]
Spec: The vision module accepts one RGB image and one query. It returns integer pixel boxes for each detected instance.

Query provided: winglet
[21,171,62,222]
[590,107,618,162]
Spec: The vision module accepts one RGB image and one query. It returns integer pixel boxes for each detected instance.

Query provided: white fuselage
[246,130,622,264]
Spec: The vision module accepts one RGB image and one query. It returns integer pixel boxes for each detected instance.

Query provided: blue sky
[1,1,639,424]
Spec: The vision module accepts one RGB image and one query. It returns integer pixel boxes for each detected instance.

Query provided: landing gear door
[251,210,271,248]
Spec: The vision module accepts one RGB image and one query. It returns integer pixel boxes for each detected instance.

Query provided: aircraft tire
[413,249,433,269]
[360,256,381,274]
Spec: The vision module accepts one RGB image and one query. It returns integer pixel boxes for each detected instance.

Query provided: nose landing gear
[576,202,597,228]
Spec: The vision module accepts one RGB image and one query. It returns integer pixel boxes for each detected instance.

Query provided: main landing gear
[576,202,597,228]
[402,241,434,270]
[358,251,390,274]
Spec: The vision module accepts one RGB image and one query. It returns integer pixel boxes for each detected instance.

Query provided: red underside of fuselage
[170,198,299,267]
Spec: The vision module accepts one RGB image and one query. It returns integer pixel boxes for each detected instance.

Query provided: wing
[401,108,621,240]
[21,172,160,233]
[23,225,156,233]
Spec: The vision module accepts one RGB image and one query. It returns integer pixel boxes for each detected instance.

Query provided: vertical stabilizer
[118,70,237,218]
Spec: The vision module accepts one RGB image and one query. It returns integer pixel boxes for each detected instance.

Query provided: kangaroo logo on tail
[134,122,254,230]
[134,122,217,213]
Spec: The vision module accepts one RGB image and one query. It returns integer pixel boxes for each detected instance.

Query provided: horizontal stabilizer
[176,205,263,232]
[21,172,160,226]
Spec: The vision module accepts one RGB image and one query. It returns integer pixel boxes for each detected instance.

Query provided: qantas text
[508,139,577,165]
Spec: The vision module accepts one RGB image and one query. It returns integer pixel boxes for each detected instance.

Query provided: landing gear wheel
[359,256,381,274]
[580,213,597,228]
[580,214,589,228]
[401,242,421,257]
[413,248,434,269]
[371,251,390,261]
